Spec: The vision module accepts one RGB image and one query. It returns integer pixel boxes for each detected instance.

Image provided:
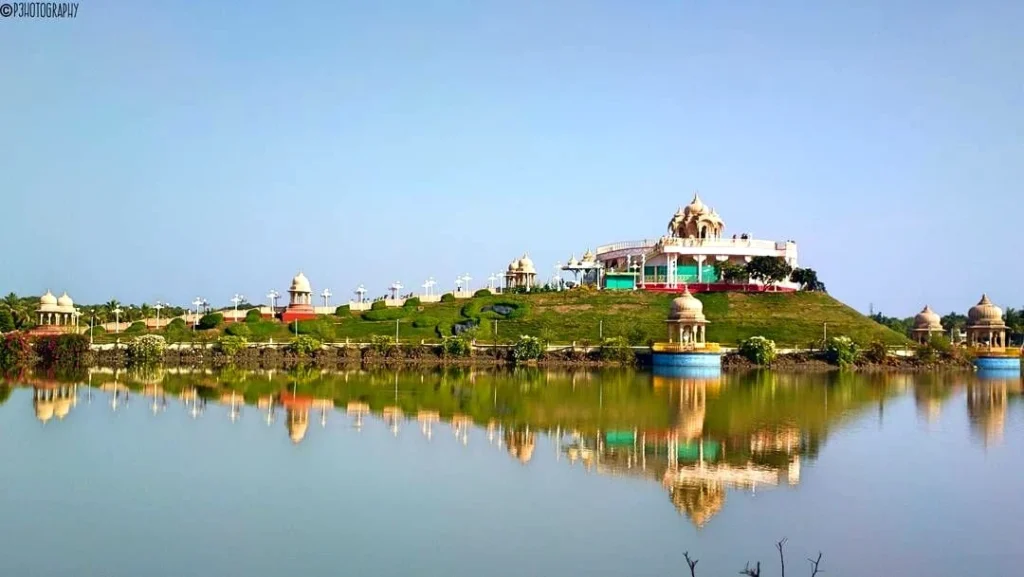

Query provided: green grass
[86,290,910,347]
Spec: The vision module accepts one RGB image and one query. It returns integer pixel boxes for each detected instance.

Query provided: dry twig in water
[739,561,761,577]
[808,552,824,576]
[776,537,788,577]
[683,551,699,577]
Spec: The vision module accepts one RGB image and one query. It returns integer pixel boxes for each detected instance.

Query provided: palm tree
[1,292,29,329]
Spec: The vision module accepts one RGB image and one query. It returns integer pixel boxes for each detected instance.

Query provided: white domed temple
[593,193,799,292]
[33,290,81,334]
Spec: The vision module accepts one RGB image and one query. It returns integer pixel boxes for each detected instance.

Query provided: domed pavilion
[666,286,707,347]
[504,254,537,291]
[34,290,80,334]
[281,272,317,323]
[966,294,1007,350]
[911,305,944,344]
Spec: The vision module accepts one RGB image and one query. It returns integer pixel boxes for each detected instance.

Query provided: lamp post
[428,277,436,297]
[390,281,403,300]
[455,278,462,293]
[422,280,431,298]
[191,298,203,331]
[321,288,332,308]
[112,307,123,334]
[267,290,280,313]
[89,314,96,345]
[355,285,367,304]
[554,262,563,290]
[154,301,164,329]
[462,274,472,293]
[231,294,244,320]
[487,274,496,291]
[74,308,81,331]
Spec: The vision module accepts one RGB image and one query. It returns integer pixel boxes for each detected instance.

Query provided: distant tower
[281,272,318,323]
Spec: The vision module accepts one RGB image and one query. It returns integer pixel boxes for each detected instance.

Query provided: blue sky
[2,0,1021,317]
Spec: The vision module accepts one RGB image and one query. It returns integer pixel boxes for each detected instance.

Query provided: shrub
[599,336,635,364]
[198,313,224,330]
[166,318,187,330]
[440,293,455,303]
[0,308,15,332]
[296,319,335,341]
[126,335,167,366]
[440,335,471,358]
[125,321,147,335]
[825,336,858,367]
[473,289,492,298]
[288,335,322,356]
[626,326,648,347]
[738,336,778,366]
[863,340,889,364]
[245,309,263,323]
[216,335,249,356]
[362,307,408,322]
[225,323,251,338]
[34,334,89,369]
[335,304,351,316]
[0,333,34,370]
[403,297,421,308]
[511,335,545,363]
[370,334,398,356]
[412,316,438,329]
[435,322,453,338]
[370,299,387,311]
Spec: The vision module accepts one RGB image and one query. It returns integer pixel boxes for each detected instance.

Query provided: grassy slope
[333,290,909,346]
[93,290,909,347]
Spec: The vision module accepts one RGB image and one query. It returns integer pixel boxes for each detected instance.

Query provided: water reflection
[5,366,1023,530]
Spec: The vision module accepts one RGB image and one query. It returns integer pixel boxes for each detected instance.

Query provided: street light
[321,288,332,308]
[267,290,280,312]
[390,281,403,300]
[231,294,245,319]
[487,274,496,290]
[455,277,462,292]
[355,285,367,303]
[192,297,204,330]
[112,307,123,334]
[462,274,472,293]
[154,301,165,329]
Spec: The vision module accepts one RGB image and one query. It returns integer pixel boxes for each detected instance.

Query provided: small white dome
[290,272,312,293]
[913,305,942,331]
[57,292,74,308]
[519,254,536,274]
[40,290,57,306]
[668,286,706,322]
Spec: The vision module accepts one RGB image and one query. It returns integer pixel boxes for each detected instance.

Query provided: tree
[0,308,14,332]
[714,261,749,284]
[790,267,826,292]
[745,256,793,290]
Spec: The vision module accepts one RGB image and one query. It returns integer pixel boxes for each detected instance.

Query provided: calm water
[1,367,1022,577]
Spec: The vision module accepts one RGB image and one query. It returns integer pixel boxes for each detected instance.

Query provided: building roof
[968,294,1006,328]
[913,305,943,331]
[290,272,312,294]
[668,286,706,323]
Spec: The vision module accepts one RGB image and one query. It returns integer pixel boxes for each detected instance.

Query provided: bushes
[198,313,224,330]
[599,336,635,364]
[362,307,409,322]
[440,335,471,358]
[440,293,455,303]
[216,335,249,356]
[738,336,777,366]
[403,297,421,308]
[126,335,167,366]
[862,340,889,364]
[296,319,335,341]
[245,309,263,323]
[125,321,147,335]
[288,335,322,356]
[473,289,492,298]
[34,334,89,368]
[917,335,954,362]
[825,336,858,367]
[225,323,251,338]
[512,335,545,363]
[370,334,398,356]
[626,326,649,346]
[412,316,438,329]
[370,300,387,311]
[335,304,351,316]
[0,333,34,370]
[0,308,15,332]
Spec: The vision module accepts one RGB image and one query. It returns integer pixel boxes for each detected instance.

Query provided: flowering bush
[440,335,471,358]
[127,334,167,366]
[369,334,397,356]
[33,334,89,369]
[289,335,322,356]
[599,336,635,364]
[738,336,777,366]
[0,333,34,371]
[825,336,858,367]
[216,335,249,356]
[512,335,545,363]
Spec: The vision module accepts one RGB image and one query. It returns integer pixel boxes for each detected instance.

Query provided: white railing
[660,237,782,251]
[595,239,659,254]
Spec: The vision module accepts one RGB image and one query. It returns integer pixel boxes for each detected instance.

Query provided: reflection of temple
[32,383,78,424]
[280,391,312,444]
[505,427,535,464]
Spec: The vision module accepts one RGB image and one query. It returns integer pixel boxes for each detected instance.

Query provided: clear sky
[2,0,1021,317]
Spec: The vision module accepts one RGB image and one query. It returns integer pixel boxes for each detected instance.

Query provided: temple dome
[568,255,580,267]
[581,249,596,263]
[669,286,705,322]
[57,292,74,309]
[288,419,309,444]
[968,294,1005,327]
[913,305,942,331]
[508,261,517,272]
[40,291,57,306]
[683,193,707,216]
[35,400,55,423]
[519,254,536,274]
[290,272,311,294]
[55,397,72,419]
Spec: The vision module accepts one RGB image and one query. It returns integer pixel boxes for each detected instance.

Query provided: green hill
[324,290,909,347]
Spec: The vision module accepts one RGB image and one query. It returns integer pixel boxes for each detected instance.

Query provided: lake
[0,367,1021,577]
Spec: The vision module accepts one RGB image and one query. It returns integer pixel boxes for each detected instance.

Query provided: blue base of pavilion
[651,351,722,369]
[973,356,1021,371]
[651,365,722,379]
